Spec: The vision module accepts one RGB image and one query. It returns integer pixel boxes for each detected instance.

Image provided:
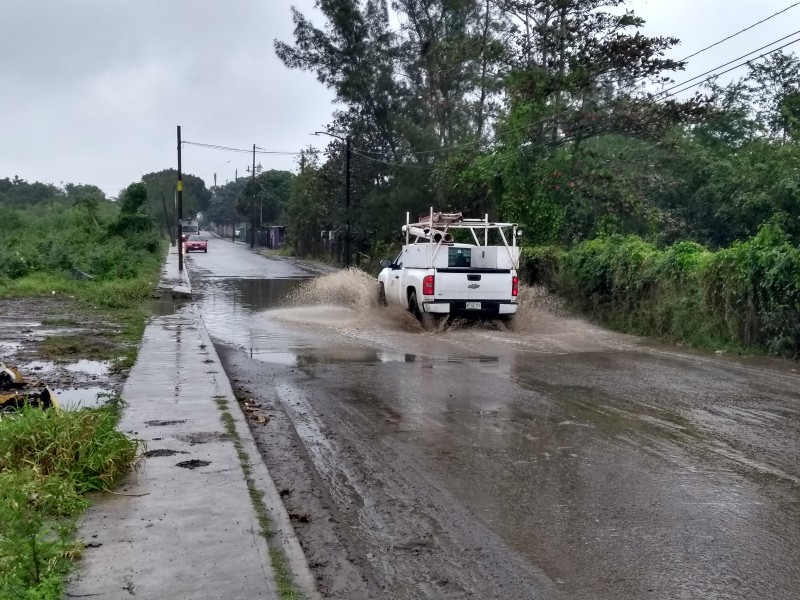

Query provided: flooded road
[188,236,800,600]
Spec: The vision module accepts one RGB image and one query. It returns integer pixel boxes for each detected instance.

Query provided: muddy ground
[221,347,377,598]
[218,343,551,599]
[0,296,131,408]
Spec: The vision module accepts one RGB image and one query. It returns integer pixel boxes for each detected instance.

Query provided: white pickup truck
[377,211,521,327]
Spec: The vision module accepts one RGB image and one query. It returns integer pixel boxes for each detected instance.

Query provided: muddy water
[190,241,800,600]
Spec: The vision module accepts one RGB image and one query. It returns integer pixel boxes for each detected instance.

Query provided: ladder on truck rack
[402,208,522,269]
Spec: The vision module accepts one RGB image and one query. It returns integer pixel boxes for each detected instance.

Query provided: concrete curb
[192,301,322,600]
[169,244,318,596]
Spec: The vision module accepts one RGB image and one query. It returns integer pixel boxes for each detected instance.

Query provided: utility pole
[345,136,351,268]
[251,144,256,250]
[233,168,237,242]
[177,125,183,272]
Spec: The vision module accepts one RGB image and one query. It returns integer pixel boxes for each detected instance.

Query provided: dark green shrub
[525,226,799,357]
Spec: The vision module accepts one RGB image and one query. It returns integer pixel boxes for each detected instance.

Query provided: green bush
[522,225,800,357]
[0,198,163,284]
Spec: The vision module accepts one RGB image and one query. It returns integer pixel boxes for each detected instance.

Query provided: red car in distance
[185,235,208,253]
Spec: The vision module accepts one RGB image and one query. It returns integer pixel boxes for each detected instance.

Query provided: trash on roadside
[0,362,60,411]
[70,267,94,280]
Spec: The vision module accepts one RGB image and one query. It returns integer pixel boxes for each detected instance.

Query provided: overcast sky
[1,0,797,196]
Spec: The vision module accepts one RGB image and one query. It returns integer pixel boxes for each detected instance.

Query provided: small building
[265,226,285,250]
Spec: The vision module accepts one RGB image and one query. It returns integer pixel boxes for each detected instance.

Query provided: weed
[39,334,116,362]
[0,405,140,599]
[41,317,80,328]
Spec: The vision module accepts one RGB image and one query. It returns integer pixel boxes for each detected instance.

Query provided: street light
[313,131,351,267]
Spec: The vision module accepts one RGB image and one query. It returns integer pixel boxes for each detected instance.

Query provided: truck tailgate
[434,269,512,301]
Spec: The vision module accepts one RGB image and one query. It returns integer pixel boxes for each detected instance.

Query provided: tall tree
[141,169,211,224]
[746,51,800,141]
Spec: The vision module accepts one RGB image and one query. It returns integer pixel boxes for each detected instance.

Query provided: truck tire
[500,314,516,332]
[378,284,387,306]
[408,290,433,330]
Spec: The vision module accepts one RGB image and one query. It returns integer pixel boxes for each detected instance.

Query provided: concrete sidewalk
[68,247,318,600]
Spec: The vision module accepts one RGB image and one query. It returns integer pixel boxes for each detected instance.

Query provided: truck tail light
[422,275,435,296]
[512,276,519,297]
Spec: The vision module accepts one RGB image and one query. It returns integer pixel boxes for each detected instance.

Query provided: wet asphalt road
[187,236,800,600]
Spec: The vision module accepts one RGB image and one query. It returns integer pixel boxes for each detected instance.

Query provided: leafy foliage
[275,2,799,260]
[0,181,163,283]
[523,226,800,357]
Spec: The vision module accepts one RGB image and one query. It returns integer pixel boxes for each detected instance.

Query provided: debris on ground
[69,267,94,280]
[237,395,270,425]
[0,362,60,411]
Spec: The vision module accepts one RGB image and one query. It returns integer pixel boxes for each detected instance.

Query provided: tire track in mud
[273,382,556,600]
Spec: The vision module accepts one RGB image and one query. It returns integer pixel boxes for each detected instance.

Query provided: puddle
[176,459,211,469]
[21,360,57,372]
[53,386,114,409]
[0,341,22,352]
[175,431,230,445]
[196,277,318,362]
[201,278,305,311]
[151,297,177,317]
[249,350,299,366]
[0,320,41,329]
[145,419,187,426]
[378,352,418,363]
[66,359,110,377]
[144,449,188,457]
[195,275,507,369]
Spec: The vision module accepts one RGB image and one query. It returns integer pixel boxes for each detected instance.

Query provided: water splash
[274,269,568,336]
[287,268,381,309]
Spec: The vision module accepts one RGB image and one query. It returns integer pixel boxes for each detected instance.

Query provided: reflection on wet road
[189,237,800,600]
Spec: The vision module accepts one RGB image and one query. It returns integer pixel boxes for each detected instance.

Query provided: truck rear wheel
[500,314,516,332]
[378,284,387,306]
[409,290,433,330]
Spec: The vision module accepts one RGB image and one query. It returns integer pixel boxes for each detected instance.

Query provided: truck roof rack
[403,208,521,268]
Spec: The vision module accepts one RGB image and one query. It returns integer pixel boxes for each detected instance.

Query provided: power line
[450,30,800,146]
[658,29,800,98]
[679,1,800,62]
[182,140,301,156]
[664,35,800,98]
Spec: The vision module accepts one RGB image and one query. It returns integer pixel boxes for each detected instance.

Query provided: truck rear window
[448,248,471,267]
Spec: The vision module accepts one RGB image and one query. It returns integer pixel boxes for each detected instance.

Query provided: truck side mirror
[379,259,392,269]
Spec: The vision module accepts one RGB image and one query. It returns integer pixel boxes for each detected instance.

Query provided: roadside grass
[213,396,304,600]
[39,334,117,362]
[3,270,161,373]
[0,234,163,598]
[41,317,80,328]
[0,404,141,600]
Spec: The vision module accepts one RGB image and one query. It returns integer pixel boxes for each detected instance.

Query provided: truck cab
[180,221,199,242]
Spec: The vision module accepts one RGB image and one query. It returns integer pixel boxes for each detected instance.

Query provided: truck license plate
[466,302,481,310]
